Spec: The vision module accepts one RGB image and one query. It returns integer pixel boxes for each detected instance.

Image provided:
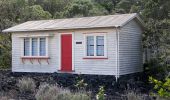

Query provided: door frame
[58,32,74,71]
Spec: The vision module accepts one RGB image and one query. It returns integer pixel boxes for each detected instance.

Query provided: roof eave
[2,26,119,33]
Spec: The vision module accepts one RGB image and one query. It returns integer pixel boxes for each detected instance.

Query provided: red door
[61,34,72,71]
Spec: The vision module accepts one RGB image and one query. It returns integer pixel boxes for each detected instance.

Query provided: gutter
[115,26,120,82]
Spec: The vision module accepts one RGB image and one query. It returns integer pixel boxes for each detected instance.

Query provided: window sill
[83,57,108,59]
[21,56,50,59]
[21,56,50,64]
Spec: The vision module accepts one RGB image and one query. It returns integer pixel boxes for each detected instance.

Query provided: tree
[64,0,94,17]
[142,0,170,73]
[0,34,11,68]
[141,0,170,97]
[0,0,52,69]
[23,5,52,20]
[94,0,120,14]
[37,0,70,18]
[64,0,107,18]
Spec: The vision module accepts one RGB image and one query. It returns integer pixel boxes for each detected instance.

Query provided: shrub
[75,79,88,90]
[56,93,72,100]
[149,76,170,98]
[17,77,36,93]
[125,91,143,100]
[35,83,65,100]
[57,92,90,100]
[0,96,8,100]
[71,92,91,100]
[150,93,170,100]
[35,83,91,100]
[0,92,10,100]
[96,86,105,100]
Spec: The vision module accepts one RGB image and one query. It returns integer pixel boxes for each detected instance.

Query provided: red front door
[61,34,72,71]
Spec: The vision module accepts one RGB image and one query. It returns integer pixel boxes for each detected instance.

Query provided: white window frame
[23,37,48,57]
[84,33,107,58]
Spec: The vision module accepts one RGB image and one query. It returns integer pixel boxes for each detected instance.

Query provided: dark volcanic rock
[0,70,150,100]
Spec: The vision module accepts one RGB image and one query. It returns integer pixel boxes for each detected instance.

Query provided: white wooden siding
[12,28,117,75]
[12,32,59,73]
[12,22,142,76]
[74,29,117,75]
[119,19,143,75]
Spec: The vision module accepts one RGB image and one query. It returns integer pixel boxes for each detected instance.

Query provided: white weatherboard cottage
[3,13,144,79]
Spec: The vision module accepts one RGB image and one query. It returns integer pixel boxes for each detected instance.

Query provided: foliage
[144,59,169,80]
[35,83,90,100]
[75,79,88,90]
[17,77,36,93]
[64,0,93,17]
[142,0,170,97]
[35,83,63,100]
[0,96,8,100]
[0,34,11,68]
[125,90,169,100]
[37,0,70,18]
[0,92,10,100]
[69,92,91,100]
[23,5,52,20]
[63,0,107,18]
[96,86,105,100]
[58,92,90,100]
[125,91,143,100]
[149,76,170,98]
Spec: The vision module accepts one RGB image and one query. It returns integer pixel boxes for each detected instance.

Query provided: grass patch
[17,77,36,93]
[35,83,90,100]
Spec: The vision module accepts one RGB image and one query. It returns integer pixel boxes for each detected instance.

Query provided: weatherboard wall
[119,19,143,75]
[11,28,117,75]
[73,28,117,75]
[12,32,59,73]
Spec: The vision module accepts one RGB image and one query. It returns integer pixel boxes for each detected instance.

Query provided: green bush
[150,93,170,100]
[75,79,88,90]
[96,86,105,100]
[17,77,36,93]
[149,76,170,99]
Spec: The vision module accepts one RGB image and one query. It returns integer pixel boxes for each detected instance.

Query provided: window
[96,36,104,56]
[32,38,38,56]
[87,36,94,56]
[23,37,47,56]
[85,34,106,57]
[24,38,30,56]
[40,38,46,56]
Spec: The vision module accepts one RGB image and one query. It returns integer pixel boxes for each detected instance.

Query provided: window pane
[24,38,30,56]
[96,36,104,56]
[87,36,94,56]
[32,38,38,56]
[40,38,46,56]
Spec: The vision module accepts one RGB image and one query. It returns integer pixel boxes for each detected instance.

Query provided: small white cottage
[3,13,144,79]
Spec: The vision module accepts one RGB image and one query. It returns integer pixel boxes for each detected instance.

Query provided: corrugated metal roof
[2,13,144,32]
